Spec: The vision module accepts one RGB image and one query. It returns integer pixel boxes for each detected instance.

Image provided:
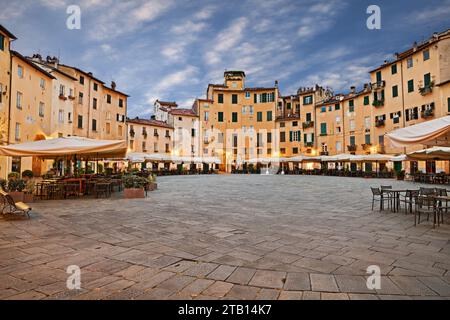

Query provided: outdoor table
[63,178,85,194]
[382,189,410,213]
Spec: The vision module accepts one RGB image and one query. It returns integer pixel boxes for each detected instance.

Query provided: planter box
[23,193,34,203]
[124,188,145,199]
[9,191,24,203]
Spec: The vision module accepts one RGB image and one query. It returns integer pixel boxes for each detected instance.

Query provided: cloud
[405,0,450,22]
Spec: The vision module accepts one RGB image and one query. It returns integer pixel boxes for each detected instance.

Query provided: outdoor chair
[371,187,390,211]
[64,183,80,199]
[415,194,437,227]
[400,190,419,214]
[95,183,111,198]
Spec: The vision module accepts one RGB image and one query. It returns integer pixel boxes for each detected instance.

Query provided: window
[448,97,450,113]
[267,111,272,121]
[204,111,209,121]
[349,100,354,107]
[77,115,83,128]
[280,122,285,128]
[407,57,413,68]
[306,113,312,122]
[336,141,342,152]
[392,85,398,97]
[293,121,298,127]
[349,104,354,113]
[349,119,355,131]
[0,84,2,104]
[423,49,430,61]
[58,110,64,123]
[93,98,97,109]
[232,112,238,123]
[18,65,23,78]
[391,64,397,75]
[287,103,291,110]
[290,131,301,142]
[320,123,327,135]
[424,73,431,87]
[280,148,286,155]
[40,78,45,90]
[142,141,146,151]
[257,112,262,122]
[232,94,238,104]
[321,106,326,113]
[218,112,224,122]
[79,76,84,85]
[107,94,112,104]
[364,96,370,105]
[78,92,83,104]
[119,99,123,108]
[365,116,371,129]
[245,92,250,99]
[154,143,158,153]
[267,132,272,143]
[218,94,224,104]
[15,123,20,141]
[0,34,4,51]
[16,92,22,109]
[335,103,340,111]
[165,144,170,153]
[248,105,254,115]
[303,95,313,105]
[93,83,98,91]
[191,128,196,137]
[106,111,111,120]
[68,112,72,123]
[69,88,74,97]
[218,132,224,143]
[280,132,286,142]
[407,79,414,93]
[92,119,97,131]
[376,71,382,83]
[349,136,355,146]
[296,104,300,112]
[365,134,371,145]
[39,102,44,117]
[59,85,65,96]
[242,106,246,114]
[118,125,123,136]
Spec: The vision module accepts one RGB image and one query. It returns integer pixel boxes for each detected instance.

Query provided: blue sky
[1,0,449,117]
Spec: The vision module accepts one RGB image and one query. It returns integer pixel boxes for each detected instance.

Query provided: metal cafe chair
[371,187,390,211]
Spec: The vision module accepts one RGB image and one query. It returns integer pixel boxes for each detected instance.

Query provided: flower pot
[23,193,34,203]
[124,188,145,199]
[9,191,24,202]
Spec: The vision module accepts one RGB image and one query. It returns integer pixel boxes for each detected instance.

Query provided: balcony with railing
[302,121,314,129]
[320,151,329,156]
[305,142,314,148]
[419,82,434,96]
[372,99,384,107]
[347,145,357,152]
[372,80,385,90]
[362,143,372,151]
[421,108,434,119]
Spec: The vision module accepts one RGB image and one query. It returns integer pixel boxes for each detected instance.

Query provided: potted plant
[122,175,148,199]
[395,169,406,181]
[23,179,35,203]
[7,173,26,202]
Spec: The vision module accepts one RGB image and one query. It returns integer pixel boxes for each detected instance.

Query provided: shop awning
[386,116,450,147]
[0,137,127,159]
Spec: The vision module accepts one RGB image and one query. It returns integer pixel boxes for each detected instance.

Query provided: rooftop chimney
[111,81,116,90]
[350,86,356,94]
[413,41,418,52]
[275,80,278,87]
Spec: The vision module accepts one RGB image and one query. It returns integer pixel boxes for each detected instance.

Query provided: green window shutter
[365,134,371,144]
[297,131,301,140]
[376,71,382,82]
[424,73,431,87]
[0,34,4,51]
[391,64,397,74]
[448,97,450,113]
[218,94,223,103]
[381,89,385,100]
[408,80,414,92]
[320,123,327,135]
[218,112,223,122]
[289,131,293,142]
[267,111,272,121]
[392,86,398,98]
[311,133,314,143]
[364,96,369,105]
[254,94,257,104]
[349,100,354,107]
[232,112,238,122]
[303,134,307,144]
[257,112,262,122]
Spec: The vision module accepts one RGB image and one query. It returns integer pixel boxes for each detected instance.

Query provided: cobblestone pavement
[1,175,450,300]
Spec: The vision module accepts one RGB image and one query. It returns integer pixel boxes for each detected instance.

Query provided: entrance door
[426,161,436,174]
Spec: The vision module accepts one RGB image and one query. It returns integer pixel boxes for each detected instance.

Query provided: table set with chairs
[34,176,122,200]
[370,185,449,228]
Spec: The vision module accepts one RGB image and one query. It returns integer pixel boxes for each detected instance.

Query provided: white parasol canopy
[386,116,450,147]
[407,147,450,160]
[0,137,127,159]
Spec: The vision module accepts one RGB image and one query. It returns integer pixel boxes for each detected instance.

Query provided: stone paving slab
[1,175,450,300]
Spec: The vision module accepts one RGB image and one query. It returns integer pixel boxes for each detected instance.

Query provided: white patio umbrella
[125,152,147,163]
[386,116,450,147]
[407,147,450,160]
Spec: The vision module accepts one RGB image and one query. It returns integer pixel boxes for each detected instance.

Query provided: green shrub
[8,179,26,192]
[8,172,20,180]
[0,178,6,191]
[122,175,148,189]
[22,170,34,179]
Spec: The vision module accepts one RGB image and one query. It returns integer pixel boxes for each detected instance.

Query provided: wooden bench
[0,189,31,218]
